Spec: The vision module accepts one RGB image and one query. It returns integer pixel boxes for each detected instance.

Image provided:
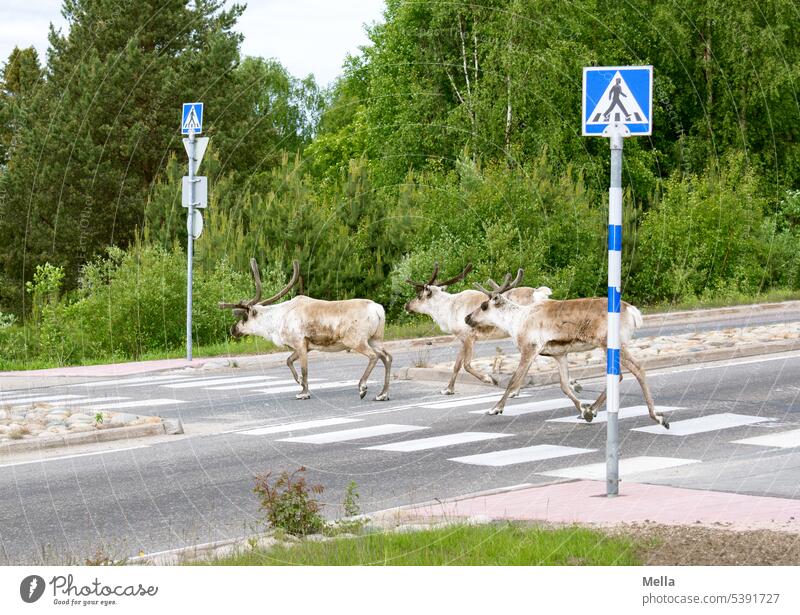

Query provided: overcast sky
[0,1,386,87]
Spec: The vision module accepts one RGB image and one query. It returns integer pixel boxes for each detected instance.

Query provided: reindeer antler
[475,269,524,297]
[434,263,473,287]
[218,258,264,309]
[218,259,300,310]
[405,262,441,289]
[259,260,301,306]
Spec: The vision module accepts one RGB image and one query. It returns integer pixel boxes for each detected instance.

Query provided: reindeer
[219,259,392,401]
[404,263,570,396]
[465,271,669,428]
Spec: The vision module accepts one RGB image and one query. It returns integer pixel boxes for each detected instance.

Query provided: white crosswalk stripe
[732,428,800,449]
[632,413,774,436]
[0,394,85,405]
[66,375,189,388]
[208,378,321,391]
[364,431,512,452]
[79,398,187,410]
[469,398,588,417]
[238,418,362,436]
[162,375,278,389]
[421,392,530,409]
[279,424,427,444]
[449,444,595,467]
[253,380,359,396]
[547,405,685,424]
[539,456,700,480]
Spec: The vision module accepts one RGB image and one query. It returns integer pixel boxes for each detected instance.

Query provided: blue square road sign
[582,66,652,136]
[181,102,204,135]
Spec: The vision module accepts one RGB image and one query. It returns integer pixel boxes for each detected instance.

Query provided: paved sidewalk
[378,480,800,533]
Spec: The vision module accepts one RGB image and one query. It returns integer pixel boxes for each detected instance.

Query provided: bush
[253,467,326,536]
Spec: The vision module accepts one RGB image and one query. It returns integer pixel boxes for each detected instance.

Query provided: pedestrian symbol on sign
[181,102,204,135]
[582,66,652,136]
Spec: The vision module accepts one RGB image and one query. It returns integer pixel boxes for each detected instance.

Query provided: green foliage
[252,468,326,536]
[25,263,64,324]
[207,522,642,566]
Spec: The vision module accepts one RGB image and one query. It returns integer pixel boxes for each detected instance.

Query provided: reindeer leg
[368,340,392,401]
[286,349,300,384]
[621,347,668,429]
[463,335,497,386]
[442,341,465,395]
[553,354,589,418]
[486,346,537,415]
[353,342,380,400]
[295,342,311,400]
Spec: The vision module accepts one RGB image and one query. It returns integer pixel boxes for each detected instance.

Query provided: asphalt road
[1,314,799,564]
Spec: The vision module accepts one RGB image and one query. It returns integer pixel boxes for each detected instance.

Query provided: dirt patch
[607,523,800,565]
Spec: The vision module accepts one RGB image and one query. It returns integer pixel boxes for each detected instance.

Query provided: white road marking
[0,446,150,469]
[363,431,512,452]
[50,397,129,406]
[632,413,774,435]
[66,375,189,388]
[539,456,700,480]
[732,428,800,449]
[238,418,362,436]
[79,398,187,410]
[114,377,197,388]
[279,424,427,444]
[162,375,277,389]
[253,380,360,396]
[470,398,589,416]
[208,378,320,391]
[449,444,595,467]
[0,394,85,405]
[547,405,685,424]
[421,392,530,409]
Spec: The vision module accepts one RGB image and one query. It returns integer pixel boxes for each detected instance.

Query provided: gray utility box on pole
[180,102,209,361]
[582,66,653,497]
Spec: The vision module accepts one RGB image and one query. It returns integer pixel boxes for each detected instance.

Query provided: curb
[397,338,800,387]
[0,418,184,456]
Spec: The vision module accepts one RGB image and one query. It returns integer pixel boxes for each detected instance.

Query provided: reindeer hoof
[296,392,311,400]
[659,415,670,429]
[482,375,498,386]
[374,393,389,401]
[440,389,455,396]
[509,389,520,399]
[484,407,503,416]
[359,387,367,400]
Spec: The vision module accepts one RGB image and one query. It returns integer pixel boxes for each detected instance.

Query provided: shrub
[252,467,325,536]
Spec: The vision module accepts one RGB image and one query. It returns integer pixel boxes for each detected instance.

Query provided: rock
[38,431,58,439]
[109,412,139,427]
[67,413,94,424]
[0,409,7,420]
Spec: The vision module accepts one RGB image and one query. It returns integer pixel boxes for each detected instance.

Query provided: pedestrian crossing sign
[582,66,652,136]
[181,102,203,135]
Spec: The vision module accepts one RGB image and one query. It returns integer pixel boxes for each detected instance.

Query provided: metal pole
[186,131,196,361]
[606,127,623,497]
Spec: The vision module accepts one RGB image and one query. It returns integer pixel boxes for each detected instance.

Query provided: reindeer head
[218,259,300,339]
[404,262,473,315]
[464,269,524,329]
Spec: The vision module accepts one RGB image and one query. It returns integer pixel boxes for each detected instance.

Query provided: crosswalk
[226,384,800,479]
[5,369,799,482]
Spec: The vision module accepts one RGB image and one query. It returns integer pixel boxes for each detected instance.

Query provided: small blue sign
[181,102,203,135]
[582,66,652,136]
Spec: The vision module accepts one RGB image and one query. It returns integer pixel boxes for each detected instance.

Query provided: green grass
[202,523,642,566]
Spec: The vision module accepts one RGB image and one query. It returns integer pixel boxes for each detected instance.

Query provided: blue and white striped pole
[606,125,626,497]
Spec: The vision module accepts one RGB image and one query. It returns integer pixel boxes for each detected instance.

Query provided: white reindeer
[465,272,668,428]
[404,263,576,396]
[220,259,392,401]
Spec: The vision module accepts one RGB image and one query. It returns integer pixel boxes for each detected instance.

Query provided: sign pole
[186,131,196,361]
[606,125,625,497]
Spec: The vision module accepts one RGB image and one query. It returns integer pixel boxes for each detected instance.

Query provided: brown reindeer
[465,271,668,428]
[220,259,392,401]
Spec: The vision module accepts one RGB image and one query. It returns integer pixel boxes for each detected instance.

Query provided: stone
[66,413,94,424]
[68,424,96,433]
[109,412,139,427]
